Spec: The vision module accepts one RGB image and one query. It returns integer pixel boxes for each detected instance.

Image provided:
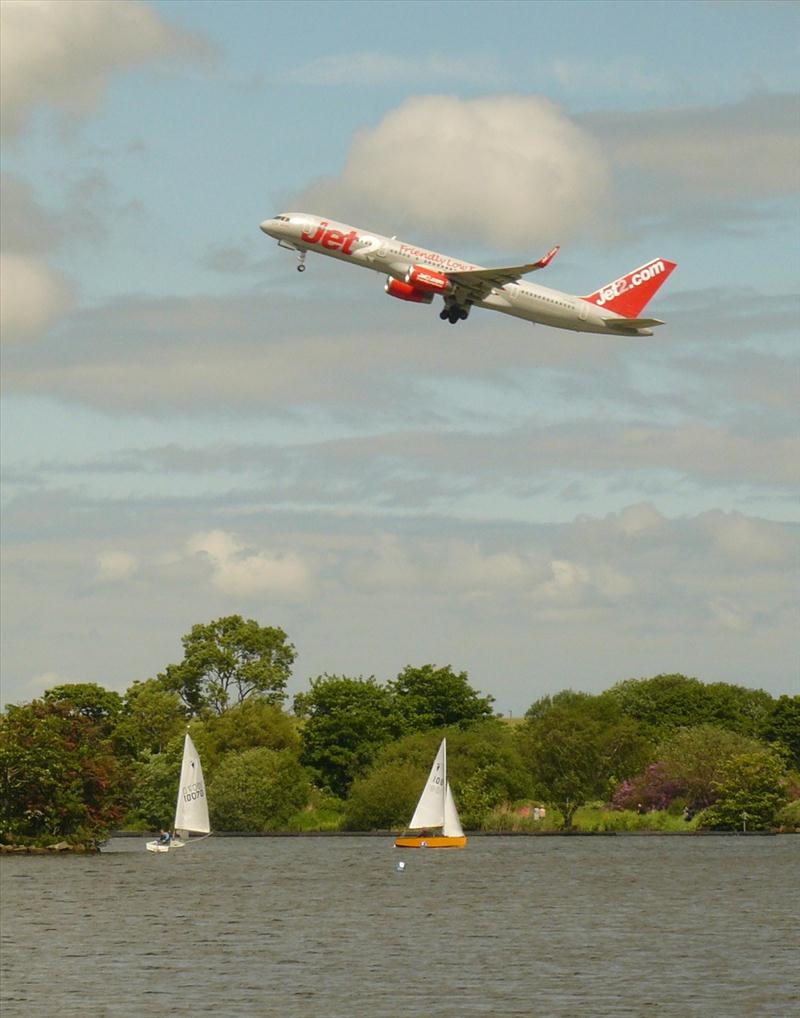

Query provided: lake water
[1,834,797,1017]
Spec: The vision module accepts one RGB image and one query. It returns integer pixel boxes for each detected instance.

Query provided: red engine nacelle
[385,277,433,304]
[404,265,452,294]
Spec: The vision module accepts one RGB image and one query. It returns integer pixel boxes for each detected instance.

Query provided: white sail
[443,783,464,838]
[408,738,447,830]
[173,733,210,835]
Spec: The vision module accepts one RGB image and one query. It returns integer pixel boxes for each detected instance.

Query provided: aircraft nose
[259,219,273,235]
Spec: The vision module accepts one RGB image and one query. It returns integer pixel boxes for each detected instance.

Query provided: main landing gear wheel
[441,304,470,324]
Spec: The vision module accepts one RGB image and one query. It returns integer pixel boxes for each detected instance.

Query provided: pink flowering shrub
[611,762,685,811]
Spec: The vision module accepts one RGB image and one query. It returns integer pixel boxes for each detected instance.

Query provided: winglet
[534,245,559,270]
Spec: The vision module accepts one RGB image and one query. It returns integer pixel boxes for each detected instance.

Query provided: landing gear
[297,252,306,272]
[441,302,470,324]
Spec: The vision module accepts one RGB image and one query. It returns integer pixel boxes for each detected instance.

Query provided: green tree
[760,695,800,768]
[159,615,296,714]
[605,674,773,740]
[525,689,600,722]
[701,750,788,830]
[518,695,650,829]
[657,724,765,809]
[126,743,183,829]
[389,663,495,734]
[191,698,300,773]
[352,722,533,830]
[114,679,186,757]
[43,682,123,734]
[344,760,427,831]
[294,675,398,798]
[0,699,125,844]
[703,682,773,737]
[207,748,310,831]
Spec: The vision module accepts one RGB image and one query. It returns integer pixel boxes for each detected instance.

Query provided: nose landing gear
[297,252,306,272]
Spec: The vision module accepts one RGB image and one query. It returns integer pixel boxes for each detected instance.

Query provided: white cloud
[584,93,800,224]
[550,58,667,96]
[26,672,71,698]
[708,597,752,632]
[351,536,543,595]
[702,511,790,564]
[299,94,611,247]
[97,550,138,582]
[535,558,591,606]
[0,252,73,343]
[0,0,214,139]
[285,51,502,87]
[187,529,312,600]
[616,502,665,537]
[1,501,796,708]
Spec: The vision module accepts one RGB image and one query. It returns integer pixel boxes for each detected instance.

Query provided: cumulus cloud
[1,175,55,255]
[701,511,790,564]
[708,597,752,632]
[582,93,800,233]
[589,93,800,198]
[0,252,73,343]
[187,529,312,600]
[351,536,545,595]
[1,497,796,706]
[96,550,138,582]
[0,0,214,139]
[1,176,79,333]
[298,95,611,247]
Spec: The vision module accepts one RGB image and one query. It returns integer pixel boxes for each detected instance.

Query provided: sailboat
[146,733,211,852]
[394,738,467,849]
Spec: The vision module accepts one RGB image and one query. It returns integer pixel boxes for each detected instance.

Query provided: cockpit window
[274,214,290,222]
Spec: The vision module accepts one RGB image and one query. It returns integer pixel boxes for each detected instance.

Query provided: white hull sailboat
[395,738,467,849]
[146,733,211,852]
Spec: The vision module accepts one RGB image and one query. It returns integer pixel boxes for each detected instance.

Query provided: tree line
[1,615,798,846]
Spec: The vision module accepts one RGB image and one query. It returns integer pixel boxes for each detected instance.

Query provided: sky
[1,0,798,713]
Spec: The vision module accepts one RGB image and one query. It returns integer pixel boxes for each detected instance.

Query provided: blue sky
[1,0,798,711]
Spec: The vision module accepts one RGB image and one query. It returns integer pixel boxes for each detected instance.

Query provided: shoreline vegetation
[2,617,798,851]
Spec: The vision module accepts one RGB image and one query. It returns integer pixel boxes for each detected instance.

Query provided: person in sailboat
[156,828,171,846]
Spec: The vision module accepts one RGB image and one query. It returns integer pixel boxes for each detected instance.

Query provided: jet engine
[384,277,433,304]
[404,265,452,293]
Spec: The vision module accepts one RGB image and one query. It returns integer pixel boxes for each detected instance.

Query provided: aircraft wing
[446,246,560,297]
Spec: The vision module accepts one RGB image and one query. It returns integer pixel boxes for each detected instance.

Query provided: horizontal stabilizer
[604,317,664,331]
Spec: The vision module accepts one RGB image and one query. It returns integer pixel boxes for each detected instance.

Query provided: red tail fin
[583,258,677,318]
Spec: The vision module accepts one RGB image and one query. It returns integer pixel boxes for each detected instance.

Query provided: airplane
[259,213,677,336]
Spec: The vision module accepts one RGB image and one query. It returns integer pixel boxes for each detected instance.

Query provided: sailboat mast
[442,738,447,829]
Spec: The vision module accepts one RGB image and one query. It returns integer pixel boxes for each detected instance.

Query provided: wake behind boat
[394,738,467,849]
[146,732,211,852]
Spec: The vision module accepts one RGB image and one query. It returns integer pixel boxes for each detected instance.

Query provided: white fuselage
[260,213,656,335]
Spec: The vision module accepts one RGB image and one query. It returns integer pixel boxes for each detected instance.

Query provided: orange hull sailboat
[394,738,467,849]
